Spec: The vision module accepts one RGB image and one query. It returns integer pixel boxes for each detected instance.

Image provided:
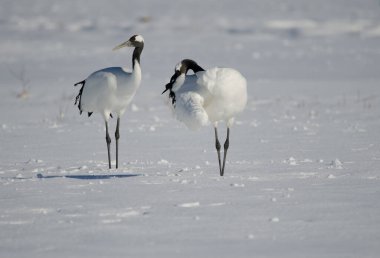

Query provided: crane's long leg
[214,127,222,176]
[115,117,120,169]
[105,121,111,169]
[221,127,230,176]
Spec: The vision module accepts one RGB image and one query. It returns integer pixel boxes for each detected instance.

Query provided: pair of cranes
[74,35,247,176]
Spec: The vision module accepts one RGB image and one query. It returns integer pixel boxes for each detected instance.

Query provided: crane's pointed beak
[112,40,133,51]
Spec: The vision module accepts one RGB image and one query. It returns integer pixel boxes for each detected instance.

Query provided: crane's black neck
[189,63,205,73]
[132,43,144,69]
[182,59,205,74]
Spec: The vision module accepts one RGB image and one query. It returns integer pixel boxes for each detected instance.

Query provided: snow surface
[1,0,380,257]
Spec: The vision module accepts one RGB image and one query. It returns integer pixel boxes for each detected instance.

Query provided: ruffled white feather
[170,67,247,130]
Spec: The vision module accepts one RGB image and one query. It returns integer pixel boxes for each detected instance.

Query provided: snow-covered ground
[1,0,380,257]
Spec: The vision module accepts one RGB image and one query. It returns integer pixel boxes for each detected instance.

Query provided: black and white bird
[162,59,247,176]
[74,34,144,169]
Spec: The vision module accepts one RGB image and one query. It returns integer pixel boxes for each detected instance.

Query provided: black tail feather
[74,80,85,87]
[88,112,93,117]
[74,80,85,114]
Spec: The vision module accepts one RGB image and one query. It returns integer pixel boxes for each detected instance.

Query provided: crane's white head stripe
[175,62,182,72]
[134,35,144,43]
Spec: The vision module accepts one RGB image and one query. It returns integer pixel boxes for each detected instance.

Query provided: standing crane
[163,59,247,176]
[74,35,144,169]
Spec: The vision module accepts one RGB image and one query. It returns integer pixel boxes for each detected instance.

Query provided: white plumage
[163,59,247,176]
[80,66,141,120]
[170,74,209,130]
[74,34,144,169]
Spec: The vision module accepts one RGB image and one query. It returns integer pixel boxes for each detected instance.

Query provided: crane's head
[162,59,203,105]
[162,59,205,95]
[113,34,144,51]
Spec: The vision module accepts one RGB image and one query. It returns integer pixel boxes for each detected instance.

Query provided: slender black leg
[105,121,111,169]
[221,127,230,176]
[115,117,120,169]
[214,127,222,176]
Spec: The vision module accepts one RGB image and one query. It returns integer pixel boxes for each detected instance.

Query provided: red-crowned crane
[74,35,144,169]
[163,59,247,176]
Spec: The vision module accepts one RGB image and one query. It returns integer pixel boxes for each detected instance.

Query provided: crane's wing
[80,70,118,112]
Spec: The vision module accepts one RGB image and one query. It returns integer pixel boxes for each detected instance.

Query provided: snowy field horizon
[1,0,380,257]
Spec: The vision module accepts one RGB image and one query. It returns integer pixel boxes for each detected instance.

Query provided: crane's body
[78,65,141,119]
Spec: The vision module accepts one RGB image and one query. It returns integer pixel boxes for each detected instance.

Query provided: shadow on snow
[42,174,141,180]
[9,174,141,180]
